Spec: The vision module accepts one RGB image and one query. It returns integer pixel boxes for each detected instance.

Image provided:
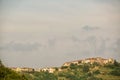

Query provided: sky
[0,0,120,68]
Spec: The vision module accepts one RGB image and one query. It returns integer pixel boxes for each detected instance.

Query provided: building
[62,57,115,66]
[41,67,56,73]
[21,67,34,72]
[10,67,34,72]
[10,67,22,72]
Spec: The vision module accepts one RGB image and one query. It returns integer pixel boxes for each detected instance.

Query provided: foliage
[93,70,100,74]
[104,60,120,69]
[61,66,68,69]
[69,63,78,69]
[54,67,58,71]
[0,60,28,80]
[66,74,77,80]
[82,64,90,72]
[33,71,57,80]
[114,60,120,67]
[93,62,100,66]
[110,67,120,76]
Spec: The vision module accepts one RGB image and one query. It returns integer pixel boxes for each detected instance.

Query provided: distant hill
[1,57,120,80]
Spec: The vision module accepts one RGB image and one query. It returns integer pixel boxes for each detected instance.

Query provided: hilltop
[1,57,120,80]
[63,57,115,66]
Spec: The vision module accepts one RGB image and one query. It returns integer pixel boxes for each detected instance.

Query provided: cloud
[0,41,42,52]
[82,25,99,31]
[48,38,56,47]
[111,38,120,53]
[71,36,80,42]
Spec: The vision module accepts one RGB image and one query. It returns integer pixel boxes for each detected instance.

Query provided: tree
[70,63,77,69]
[54,67,58,71]
[93,70,100,75]
[110,67,120,76]
[61,66,68,69]
[33,71,57,80]
[93,62,100,66]
[114,60,120,67]
[82,64,89,72]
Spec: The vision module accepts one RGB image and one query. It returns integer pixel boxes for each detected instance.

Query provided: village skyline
[0,0,120,68]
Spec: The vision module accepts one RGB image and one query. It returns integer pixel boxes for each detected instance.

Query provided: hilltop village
[1,57,120,80]
[10,57,115,73]
[63,57,114,66]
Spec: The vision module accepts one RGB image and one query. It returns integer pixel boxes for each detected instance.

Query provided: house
[41,67,56,73]
[34,68,41,72]
[58,68,62,72]
[63,62,71,66]
[10,67,22,72]
[103,58,114,64]
[21,67,34,72]
[10,67,34,72]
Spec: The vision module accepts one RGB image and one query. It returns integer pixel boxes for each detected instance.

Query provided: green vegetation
[33,71,57,80]
[55,60,120,80]
[82,64,90,72]
[110,67,120,76]
[0,60,28,80]
[0,59,120,80]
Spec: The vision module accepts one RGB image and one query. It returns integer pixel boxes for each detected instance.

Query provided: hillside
[0,60,28,80]
[1,57,120,80]
[55,57,120,80]
[56,57,120,80]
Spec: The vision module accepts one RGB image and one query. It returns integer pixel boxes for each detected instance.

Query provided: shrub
[110,67,120,76]
[61,66,68,69]
[93,70,100,74]
[70,63,77,69]
[82,64,89,72]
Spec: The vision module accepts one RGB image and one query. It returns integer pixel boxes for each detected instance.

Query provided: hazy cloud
[0,0,120,67]
[0,41,41,52]
[48,38,56,47]
[82,25,99,31]
[112,39,120,53]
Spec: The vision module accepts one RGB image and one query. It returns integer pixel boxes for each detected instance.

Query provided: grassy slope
[0,60,28,80]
